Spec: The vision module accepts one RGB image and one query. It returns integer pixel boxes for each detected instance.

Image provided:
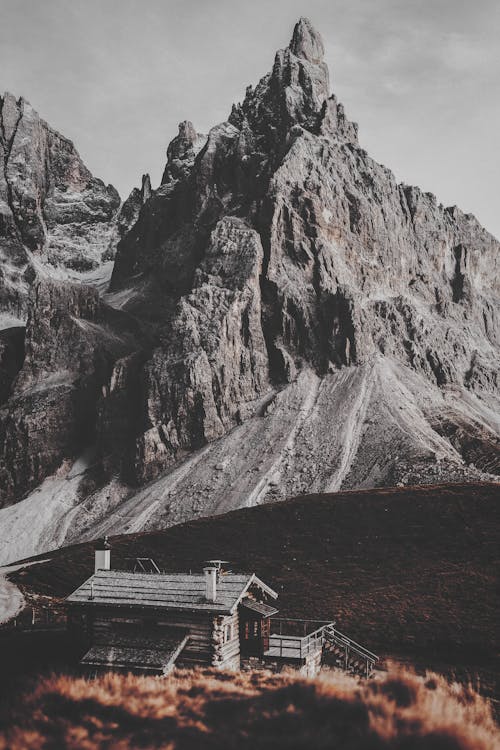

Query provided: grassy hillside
[1,666,499,750]
[10,482,498,674]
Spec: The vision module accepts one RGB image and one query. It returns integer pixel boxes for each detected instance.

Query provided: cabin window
[224,623,234,642]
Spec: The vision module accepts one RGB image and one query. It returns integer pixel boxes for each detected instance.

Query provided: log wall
[212,611,240,671]
[72,605,243,671]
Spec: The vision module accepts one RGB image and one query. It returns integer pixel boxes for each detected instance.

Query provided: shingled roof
[66,570,278,614]
[80,633,189,675]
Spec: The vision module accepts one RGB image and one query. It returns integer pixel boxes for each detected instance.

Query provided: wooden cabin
[67,542,379,678]
[66,547,279,675]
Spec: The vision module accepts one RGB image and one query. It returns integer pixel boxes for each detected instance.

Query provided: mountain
[106,17,499,488]
[0,18,499,563]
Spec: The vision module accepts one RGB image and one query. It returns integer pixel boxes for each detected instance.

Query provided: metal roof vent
[94,535,111,573]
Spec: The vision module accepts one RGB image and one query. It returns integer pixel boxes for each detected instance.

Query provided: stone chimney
[95,535,111,573]
[203,565,218,602]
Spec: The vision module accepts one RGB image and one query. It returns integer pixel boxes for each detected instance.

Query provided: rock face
[103,174,152,261]
[0,92,120,321]
[0,277,142,501]
[0,326,24,405]
[0,18,499,558]
[0,93,135,503]
[107,16,499,485]
[129,216,268,483]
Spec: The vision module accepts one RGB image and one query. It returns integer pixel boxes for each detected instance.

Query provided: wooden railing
[267,618,335,659]
[271,617,335,637]
[267,634,303,658]
[323,625,378,663]
[0,606,66,632]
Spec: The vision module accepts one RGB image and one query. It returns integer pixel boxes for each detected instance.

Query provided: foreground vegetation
[0,666,498,749]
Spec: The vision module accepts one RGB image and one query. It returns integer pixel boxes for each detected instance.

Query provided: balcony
[264,618,333,660]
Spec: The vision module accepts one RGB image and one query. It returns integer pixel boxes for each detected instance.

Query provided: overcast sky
[1,0,499,238]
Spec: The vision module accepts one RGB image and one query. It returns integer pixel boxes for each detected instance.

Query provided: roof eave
[230,573,279,614]
[66,599,233,615]
[65,574,94,603]
[252,574,279,599]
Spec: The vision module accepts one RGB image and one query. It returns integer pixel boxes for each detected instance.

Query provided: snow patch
[0,574,24,624]
[103,285,139,310]
[0,313,25,330]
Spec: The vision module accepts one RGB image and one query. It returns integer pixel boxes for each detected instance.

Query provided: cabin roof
[66,570,278,614]
[241,599,279,617]
[80,634,189,673]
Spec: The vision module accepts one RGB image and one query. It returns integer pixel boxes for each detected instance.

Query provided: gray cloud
[0,0,498,237]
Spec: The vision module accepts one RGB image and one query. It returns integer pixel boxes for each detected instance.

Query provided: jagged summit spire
[161,120,207,185]
[289,17,325,64]
[141,173,152,201]
[177,120,198,143]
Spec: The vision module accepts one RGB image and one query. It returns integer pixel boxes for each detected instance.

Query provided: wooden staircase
[265,618,379,678]
[322,624,378,678]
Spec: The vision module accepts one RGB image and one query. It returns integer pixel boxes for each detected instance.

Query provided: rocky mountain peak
[106,17,500,497]
[0,93,121,321]
[227,17,332,147]
[103,173,153,262]
[0,92,23,145]
[289,17,325,64]
[161,120,207,185]
[177,120,198,143]
[141,173,152,201]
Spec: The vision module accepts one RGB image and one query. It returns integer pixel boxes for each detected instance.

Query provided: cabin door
[240,614,267,656]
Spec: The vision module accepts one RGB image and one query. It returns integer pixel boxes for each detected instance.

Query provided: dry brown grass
[1,666,498,750]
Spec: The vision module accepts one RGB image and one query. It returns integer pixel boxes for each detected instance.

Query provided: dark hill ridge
[9,482,499,696]
[0,18,499,563]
